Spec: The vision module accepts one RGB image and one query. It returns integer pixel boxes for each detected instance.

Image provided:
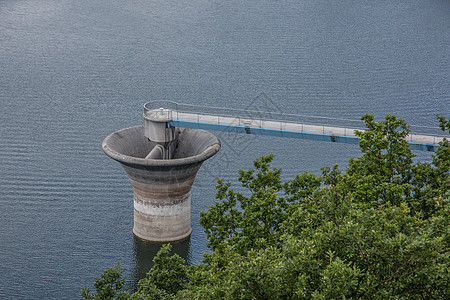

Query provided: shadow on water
[129,235,192,292]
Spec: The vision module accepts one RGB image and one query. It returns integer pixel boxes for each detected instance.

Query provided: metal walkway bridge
[145,102,448,152]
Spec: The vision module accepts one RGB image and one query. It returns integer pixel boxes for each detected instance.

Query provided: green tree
[412,115,450,218]
[133,244,187,299]
[200,154,287,254]
[342,114,416,208]
[188,114,449,299]
[81,264,129,300]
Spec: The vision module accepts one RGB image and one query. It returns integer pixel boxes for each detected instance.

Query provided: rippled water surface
[1,0,449,298]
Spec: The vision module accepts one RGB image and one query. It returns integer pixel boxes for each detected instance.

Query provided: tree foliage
[134,244,187,299]
[81,264,129,300]
[83,114,449,299]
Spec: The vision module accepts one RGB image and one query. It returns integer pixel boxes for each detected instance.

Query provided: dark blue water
[1,0,448,298]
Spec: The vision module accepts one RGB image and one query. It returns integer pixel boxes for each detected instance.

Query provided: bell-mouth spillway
[102,125,220,242]
[102,126,220,168]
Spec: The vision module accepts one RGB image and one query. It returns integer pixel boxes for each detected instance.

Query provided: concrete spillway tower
[102,102,220,242]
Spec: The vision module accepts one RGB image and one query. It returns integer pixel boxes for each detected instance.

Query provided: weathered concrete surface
[102,126,220,242]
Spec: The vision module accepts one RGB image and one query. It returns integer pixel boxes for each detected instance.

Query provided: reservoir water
[1,0,448,298]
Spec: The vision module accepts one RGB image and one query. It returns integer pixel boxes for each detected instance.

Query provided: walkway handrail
[144,101,448,138]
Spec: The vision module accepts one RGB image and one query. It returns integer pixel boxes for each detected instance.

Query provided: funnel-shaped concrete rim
[102,126,221,167]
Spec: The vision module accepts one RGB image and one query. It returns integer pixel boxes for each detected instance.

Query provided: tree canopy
[83,114,449,299]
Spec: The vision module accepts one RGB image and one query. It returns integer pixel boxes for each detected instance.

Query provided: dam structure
[103,101,444,242]
[167,102,447,152]
[102,102,220,242]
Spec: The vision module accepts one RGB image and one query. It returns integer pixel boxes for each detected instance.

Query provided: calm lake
[1,0,448,298]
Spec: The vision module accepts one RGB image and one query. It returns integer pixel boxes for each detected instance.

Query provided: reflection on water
[130,236,192,291]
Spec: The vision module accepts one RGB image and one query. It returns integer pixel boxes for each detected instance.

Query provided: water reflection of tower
[130,236,192,291]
